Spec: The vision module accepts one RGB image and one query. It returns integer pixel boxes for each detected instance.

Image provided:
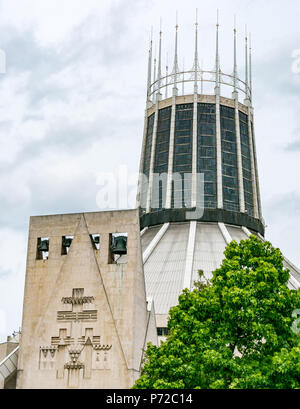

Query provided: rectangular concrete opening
[36,238,49,260]
[61,236,74,255]
[90,234,100,250]
[108,233,128,264]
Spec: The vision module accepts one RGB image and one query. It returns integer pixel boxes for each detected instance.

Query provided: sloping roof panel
[142,222,300,316]
[143,223,189,314]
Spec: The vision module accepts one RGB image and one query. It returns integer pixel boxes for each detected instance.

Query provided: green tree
[134,236,300,389]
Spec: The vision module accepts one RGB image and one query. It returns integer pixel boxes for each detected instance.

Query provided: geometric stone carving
[39,346,58,370]
[62,288,94,305]
[92,349,112,370]
[64,348,84,370]
[57,310,97,322]
[39,288,112,381]
[51,334,74,346]
[78,335,100,345]
[57,289,97,322]
[94,345,112,351]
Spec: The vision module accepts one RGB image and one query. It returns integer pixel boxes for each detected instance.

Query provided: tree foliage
[134,236,300,389]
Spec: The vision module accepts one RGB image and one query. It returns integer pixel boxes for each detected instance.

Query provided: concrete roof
[142,222,300,315]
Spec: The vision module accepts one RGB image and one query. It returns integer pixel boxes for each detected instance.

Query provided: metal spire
[147,28,153,102]
[182,58,185,95]
[201,59,204,94]
[233,16,238,93]
[153,39,157,93]
[172,11,179,93]
[193,8,200,91]
[245,25,249,99]
[249,33,253,103]
[157,19,162,96]
[215,9,220,89]
[165,53,169,99]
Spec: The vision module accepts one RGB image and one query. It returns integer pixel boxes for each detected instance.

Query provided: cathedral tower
[138,14,300,338]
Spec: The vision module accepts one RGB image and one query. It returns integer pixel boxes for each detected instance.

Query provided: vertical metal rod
[191,9,199,208]
[215,10,223,209]
[232,21,245,213]
[165,16,179,209]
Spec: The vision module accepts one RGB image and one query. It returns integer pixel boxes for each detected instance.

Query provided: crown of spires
[146,10,253,105]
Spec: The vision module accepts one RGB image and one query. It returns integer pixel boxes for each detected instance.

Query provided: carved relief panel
[38,288,112,387]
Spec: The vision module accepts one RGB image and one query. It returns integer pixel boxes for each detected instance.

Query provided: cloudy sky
[0,0,300,341]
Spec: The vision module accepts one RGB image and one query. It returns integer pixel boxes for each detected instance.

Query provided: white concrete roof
[0,346,19,386]
[142,222,300,315]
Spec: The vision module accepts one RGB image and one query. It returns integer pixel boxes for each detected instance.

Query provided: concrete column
[250,109,263,219]
[246,102,259,219]
[242,226,251,237]
[146,94,161,213]
[191,90,198,208]
[218,222,232,245]
[233,92,245,213]
[165,88,177,209]
[183,221,197,290]
[215,88,223,209]
[136,108,150,208]
[140,227,148,237]
[143,223,169,263]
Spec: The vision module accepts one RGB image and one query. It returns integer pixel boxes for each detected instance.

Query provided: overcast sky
[0,0,300,341]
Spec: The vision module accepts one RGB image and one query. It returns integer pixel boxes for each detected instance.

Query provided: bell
[38,240,49,252]
[111,236,127,255]
[62,237,73,248]
[93,236,100,245]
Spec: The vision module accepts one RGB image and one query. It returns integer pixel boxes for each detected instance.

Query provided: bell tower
[17,210,157,389]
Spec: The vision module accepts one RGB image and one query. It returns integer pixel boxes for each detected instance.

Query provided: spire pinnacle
[153,57,157,94]
[172,12,179,94]
[156,20,162,97]
[215,9,220,90]
[245,25,249,99]
[233,16,238,93]
[201,59,204,94]
[146,28,153,101]
[249,32,253,102]
[182,58,185,95]
[193,8,199,90]
[165,52,169,99]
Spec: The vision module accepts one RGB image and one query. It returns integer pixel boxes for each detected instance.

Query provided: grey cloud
[265,192,300,219]
[285,140,300,152]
